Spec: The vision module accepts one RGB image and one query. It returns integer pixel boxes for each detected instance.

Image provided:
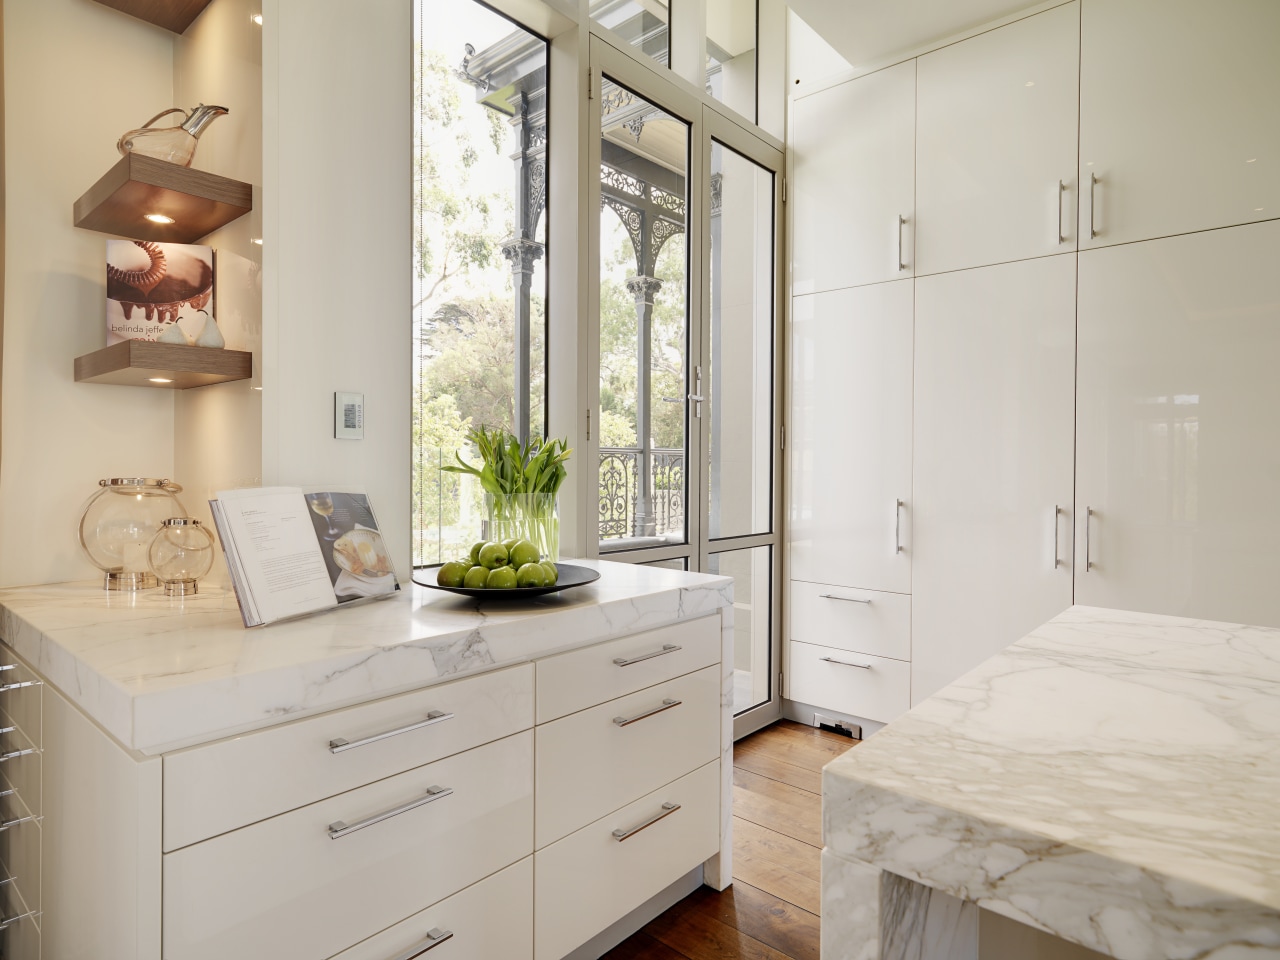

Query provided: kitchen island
[822,606,1280,960]
[0,560,734,960]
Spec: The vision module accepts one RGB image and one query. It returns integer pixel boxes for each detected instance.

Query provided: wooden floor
[603,719,860,960]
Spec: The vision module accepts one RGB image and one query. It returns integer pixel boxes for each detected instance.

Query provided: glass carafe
[117,104,229,168]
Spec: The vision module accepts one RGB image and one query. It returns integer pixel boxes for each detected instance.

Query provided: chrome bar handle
[613,643,681,667]
[1057,180,1066,243]
[1089,173,1098,239]
[894,499,905,554]
[392,928,454,960]
[0,908,37,931]
[0,810,39,833]
[614,698,681,727]
[1052,505,1062,569]
[329,710,454,754]
[612,801,680,842]
[819,594,871,604]
[897,215,908,271]
[0,746,37,764]
[0,665,15,673]
[821,656,873,670]
[328,785,452,839]
[1085,507,1095,571]
[0,680,40,694]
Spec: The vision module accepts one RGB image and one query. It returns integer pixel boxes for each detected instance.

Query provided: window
[412,0,549,568]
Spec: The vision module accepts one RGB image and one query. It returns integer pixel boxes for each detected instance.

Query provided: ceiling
[788,0,1044,70]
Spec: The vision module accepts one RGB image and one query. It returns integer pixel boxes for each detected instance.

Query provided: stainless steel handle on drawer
[613,643,681,667]
[1057,180,1067,243]
[821,656,872,670]
[0,810,38,833]
[329,710,454,754]
[392,927,454,960]
[614,698,681,727]
[819,594,871,604]
[0,678,40,694]
[0,745,37,764]
[612,801,680,841]
[897,215,908,271]
[328,785,453,840]
[1089,173,1098,239]
[0,908,37,931]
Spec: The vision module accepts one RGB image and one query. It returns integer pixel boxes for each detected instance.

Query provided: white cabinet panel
[790,282,913,594]
[787,641,910,724]
[792,60,915,293]
[911,255,1077,704]
[788,581,910,661]
[916,2,1080,275]
[1075,220,1280,627]
[1079,0,1280,248]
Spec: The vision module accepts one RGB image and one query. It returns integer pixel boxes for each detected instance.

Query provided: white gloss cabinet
[911,255,1078,704]
[1075,220,1280,628]
[915,2,1080,276]
[789,281,913,595]
[1078,0,1280,249]
[791,59,915,293]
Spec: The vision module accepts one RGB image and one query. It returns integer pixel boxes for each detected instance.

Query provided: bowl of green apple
[415,538,600,598]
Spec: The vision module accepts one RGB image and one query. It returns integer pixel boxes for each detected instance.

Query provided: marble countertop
[823,605,1280,960]
[0,561,732,755]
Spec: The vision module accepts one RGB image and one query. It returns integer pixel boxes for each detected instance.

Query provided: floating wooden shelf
[75,341,253,389]
[74,154,252,243]
[90,0,215,34]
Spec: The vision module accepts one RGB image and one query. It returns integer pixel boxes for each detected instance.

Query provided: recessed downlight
[252,13,263,24]
[149,377,174,384]
[251,238,264,245]
[144,213,175,225]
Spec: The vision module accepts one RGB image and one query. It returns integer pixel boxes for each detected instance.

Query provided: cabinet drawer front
[332,857,531,960]
[0,790,39,921]
[789,581,910,661]
[0,652,41,748]
[536,617,720,723]
[536,665,720,848]
[787,641,910,724]
[163,732,533,960]
[534,760,720,960]
[163,663,533,850]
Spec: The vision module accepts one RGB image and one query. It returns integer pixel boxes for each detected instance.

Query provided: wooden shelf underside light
[75,341,253,389]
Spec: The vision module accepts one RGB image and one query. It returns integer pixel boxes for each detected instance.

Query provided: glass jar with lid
[78,478,187,591]
[148,518,216,597]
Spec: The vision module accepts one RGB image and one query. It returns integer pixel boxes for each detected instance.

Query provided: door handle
[1057,180,1067,244]
[894,499,905,554]
[1089,173,1099,239]
[897,215,908,271]
[689,365,704,418]
[1052,505,1062,569]
[1085,507,1095,571]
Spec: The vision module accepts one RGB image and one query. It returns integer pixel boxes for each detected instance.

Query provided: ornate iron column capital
[625,274,664,305]
[501,238,545,274]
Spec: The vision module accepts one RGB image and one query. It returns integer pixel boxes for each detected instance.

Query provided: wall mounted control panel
[335,392,364,440]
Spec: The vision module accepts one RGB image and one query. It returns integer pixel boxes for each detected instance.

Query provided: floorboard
[605,719,860,959]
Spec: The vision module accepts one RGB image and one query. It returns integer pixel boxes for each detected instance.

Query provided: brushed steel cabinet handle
[612,801,681,841]
[1052,505,1062,569]
[0,909,37,930]
[1089,173,1099,239]
[819,594,871,604]
[894,499,905,554]
[614,698,681,727]
[613,643,681,667]
[1057,180,1067,243]
[0,680,40,694]
[0,746,37,764]
[821,656,873,670]
[328,785,453,839]
[392,927,454,960]
[329,710,454,754]
[1085,507,1095,571]
[897,215,908,271]
[0,810,38,833]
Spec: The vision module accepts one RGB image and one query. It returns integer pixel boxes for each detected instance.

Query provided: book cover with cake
[106,240,214,345]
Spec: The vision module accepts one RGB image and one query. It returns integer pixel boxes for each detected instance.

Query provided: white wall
[261,0,412,579]
[0,0,176,587]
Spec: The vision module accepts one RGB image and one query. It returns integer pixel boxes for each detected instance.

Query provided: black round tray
[413,562,600,598]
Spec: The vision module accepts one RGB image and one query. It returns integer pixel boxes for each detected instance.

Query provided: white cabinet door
[1079,0,1280,249]
[1075,220,1280,627]
[791,60,915,294]
[789,281,913,594]
[912,255,1076,704]
[916,2,1080,276]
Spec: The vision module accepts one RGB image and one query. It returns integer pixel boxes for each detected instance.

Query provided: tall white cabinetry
[1079,0,1280,248]
[789,0,1280,722]
[1075,220,1280,627]
[915,2,1079,276]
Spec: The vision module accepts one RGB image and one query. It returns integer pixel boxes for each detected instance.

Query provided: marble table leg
[823,849,978,960]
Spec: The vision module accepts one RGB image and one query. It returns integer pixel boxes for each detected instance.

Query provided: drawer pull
[613,643,681,667]
[328,785,453,840]
[821,656,872,670]
[329,710,454,754]
[613,698,681,727]
[0,679,40,694]
[392,927,454,959]
[0,809,38,833]
[0,745,37,763]
[819,594,871,604]
[0,908,37,930]
[612,801,681,842]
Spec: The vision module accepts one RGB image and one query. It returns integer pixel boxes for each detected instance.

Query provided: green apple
[478,542,509,569]
[516,562,547,587]
[462,565,489,589]
[436,561,469,588]
[501,537,520,552]
[487,565,517,589]
[468,541,486,565]
[540,561,558,585]
[509,540,540,568]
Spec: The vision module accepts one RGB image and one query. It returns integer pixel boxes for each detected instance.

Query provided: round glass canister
[148,518,216,597]
[78,479,187,591]
[485,492,559,560]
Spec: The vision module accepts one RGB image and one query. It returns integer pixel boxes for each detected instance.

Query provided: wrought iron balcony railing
[598,447,685,542]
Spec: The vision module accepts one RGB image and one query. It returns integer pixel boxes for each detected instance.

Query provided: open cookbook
[209,487,399,627]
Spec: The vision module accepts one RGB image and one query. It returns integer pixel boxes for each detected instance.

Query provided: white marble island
[0,560,734,960]
[822,606,1280,960]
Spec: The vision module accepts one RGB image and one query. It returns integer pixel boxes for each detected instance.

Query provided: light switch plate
[335,391,364,439]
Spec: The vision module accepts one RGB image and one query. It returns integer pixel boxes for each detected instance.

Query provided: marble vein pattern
[0,561,733,754]
[822,606,1280,960]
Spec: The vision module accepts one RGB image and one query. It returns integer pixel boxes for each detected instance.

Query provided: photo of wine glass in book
[303,492,398,600]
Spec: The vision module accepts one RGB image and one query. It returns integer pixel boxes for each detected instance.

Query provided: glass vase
[485,493,559,561]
